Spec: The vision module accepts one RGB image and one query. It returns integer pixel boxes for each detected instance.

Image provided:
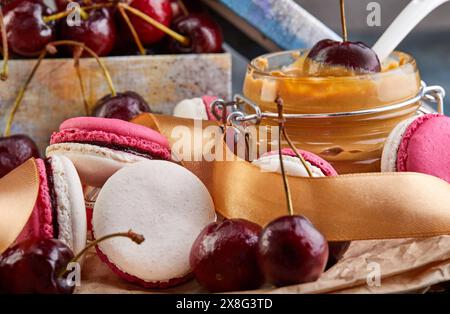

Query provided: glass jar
[243,50,422,174]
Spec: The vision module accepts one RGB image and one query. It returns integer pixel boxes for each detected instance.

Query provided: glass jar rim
[248,50,418,82]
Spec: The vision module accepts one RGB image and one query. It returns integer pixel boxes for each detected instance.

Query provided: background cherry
[126,0,173,45]
[303,39,381,76]
[2,0,56,57]
[168,13,223,54]
[0,238,75,294]
[58,5,118,57]
[93,91,151,121]
[257,215,329,287]
[190,219,264,292]
[170,0,205,19]
[0,134,40,178]
[326,241,350,270]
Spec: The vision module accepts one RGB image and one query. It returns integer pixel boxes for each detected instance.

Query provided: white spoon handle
[373,0,450,62]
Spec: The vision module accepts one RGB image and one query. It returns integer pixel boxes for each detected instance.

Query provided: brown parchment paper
[77,236,450,294]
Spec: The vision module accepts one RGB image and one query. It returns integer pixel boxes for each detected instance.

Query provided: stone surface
[0,54,232,152]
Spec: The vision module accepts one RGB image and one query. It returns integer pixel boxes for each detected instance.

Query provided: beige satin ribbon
[133,113,450,242]
[0,159,39,254]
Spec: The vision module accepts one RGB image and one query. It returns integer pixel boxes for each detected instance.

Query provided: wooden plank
[204,0,340,51]
[0,54,232,152]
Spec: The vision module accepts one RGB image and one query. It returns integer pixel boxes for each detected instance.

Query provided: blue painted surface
[219,0,312,49]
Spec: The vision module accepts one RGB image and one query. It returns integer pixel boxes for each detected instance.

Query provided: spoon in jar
[372,0,450,62]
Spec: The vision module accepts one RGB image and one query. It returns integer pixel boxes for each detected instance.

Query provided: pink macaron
[15,157,86,254]
[381,114,450,183]
[46,117,171,187]
[252,148,338,177]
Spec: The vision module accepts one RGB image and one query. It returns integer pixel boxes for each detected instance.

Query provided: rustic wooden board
[0,54,231,152]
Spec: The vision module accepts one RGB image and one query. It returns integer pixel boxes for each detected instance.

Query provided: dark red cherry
[0,238,75,294]
[58,6,117,57]
[326,241,350,270]
[2,0,56,57]
[190,219,264,292]
[258,215,328,287]
[168,13,223,54]
[304,39,381,76]
[126,0,173,45]
[93,91,151,121]
[0,134,40,178]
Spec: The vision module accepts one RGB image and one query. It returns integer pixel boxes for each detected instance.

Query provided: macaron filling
[50,128,171,161]
[43,158,60,239]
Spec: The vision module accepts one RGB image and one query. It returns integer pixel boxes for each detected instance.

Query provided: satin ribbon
[0,159,39,254]
[137,113,450,241]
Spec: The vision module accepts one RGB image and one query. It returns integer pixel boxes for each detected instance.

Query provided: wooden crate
[0,53,231,152]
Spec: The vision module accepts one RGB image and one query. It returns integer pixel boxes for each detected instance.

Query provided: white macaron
[92,160,216,288]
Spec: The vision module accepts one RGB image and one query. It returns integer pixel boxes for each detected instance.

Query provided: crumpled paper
[77,236,450,294]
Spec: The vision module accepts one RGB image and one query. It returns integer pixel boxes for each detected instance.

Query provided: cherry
[0,238,75,294]
[190,219,264,292]
[2,0,56,57]
[257,216,329,287]
[326,241,350,270]
[93,91,151,121]
[303,39,381,76]
[58,5,118,57]
[125,0,173,45]
[168,13,223,54]
[0,134,40,178]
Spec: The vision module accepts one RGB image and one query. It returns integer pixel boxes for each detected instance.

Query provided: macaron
[173,96,221,121]
[92,161,216,288]
[46,117,171,187]
[252,148,338,177]
[381,113,450,183]
[15,156,86,254]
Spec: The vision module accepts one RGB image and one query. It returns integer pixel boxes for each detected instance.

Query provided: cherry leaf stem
[43,3,113,23]
[73,47,90,115]
[59,230,145,278]
[4,40,116,137]
[0,6,9,81]
[177,0,189,17]
[282,129,314,178]
[3,49,48,137]
[51,40,116,97]
[340,0,348,42]
[118,5,146,55]
[119,3,190,46]
[276,97,294,216]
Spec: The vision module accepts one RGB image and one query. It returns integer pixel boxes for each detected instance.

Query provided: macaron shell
[173,98,209,120]
[381,116,417,172]
[258,148,338,177]
[50,128,171,161]
[397,114,450,183]
[47,143,148,187]
[50,155,87,254]
[93,161,216,287]
[14,159,53,244]
[58,117,170,149]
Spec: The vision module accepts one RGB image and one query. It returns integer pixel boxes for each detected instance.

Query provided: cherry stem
[3,49,48,137]
[118,4,146,55]
[73,47,90,115]
[43,3,113,23]
[119,3,191,46]
[340,0,348,42]
[0,7,9,81]
[3,40,116,137]
[276,97,294,216]
[58,230,145,278]
[177,0,189,17]
[282,129,314,178]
